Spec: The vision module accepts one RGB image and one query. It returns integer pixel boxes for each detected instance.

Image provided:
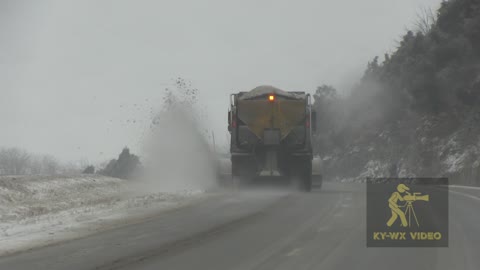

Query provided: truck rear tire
[315,174,323,190]
[291,160,312,192]
[300,166,312,192]
[231,157,256,188]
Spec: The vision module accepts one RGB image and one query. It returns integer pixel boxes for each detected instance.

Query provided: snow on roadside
[0,175,205,256]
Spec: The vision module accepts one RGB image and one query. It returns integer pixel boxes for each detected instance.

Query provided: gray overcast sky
[1,0,442,163]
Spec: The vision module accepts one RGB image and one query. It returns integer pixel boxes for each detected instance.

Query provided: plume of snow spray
[138,79,217,192]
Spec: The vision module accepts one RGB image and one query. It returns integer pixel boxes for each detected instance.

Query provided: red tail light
[232,113,237,128]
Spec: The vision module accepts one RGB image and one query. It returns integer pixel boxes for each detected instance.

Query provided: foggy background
[0,0,442,163]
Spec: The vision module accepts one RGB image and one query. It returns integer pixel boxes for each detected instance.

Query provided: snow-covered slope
[0,175,204,256]
[321,111,480,185]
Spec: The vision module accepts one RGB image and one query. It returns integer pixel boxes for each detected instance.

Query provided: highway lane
[0,182,479,270]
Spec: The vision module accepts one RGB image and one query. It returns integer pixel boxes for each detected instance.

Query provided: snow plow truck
[228,85,317,191]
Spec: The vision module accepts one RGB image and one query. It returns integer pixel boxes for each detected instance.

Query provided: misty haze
[1,0,479,269]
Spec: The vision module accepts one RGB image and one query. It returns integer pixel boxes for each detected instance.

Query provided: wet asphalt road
[0,182,479,270]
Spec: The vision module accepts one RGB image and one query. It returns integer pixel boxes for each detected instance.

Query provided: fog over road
[0,182,478,270]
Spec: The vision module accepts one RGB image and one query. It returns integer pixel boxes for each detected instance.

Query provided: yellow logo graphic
[386,184,429,228]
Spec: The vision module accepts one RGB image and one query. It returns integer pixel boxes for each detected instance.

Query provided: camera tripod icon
[387,184,429,228]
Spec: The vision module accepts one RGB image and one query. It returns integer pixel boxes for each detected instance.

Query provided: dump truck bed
[237,99,306,140]
[238,86,306,100]
[228,85,316,191]
[236,86,307,141]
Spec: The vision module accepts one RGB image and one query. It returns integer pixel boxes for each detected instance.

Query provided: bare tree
[0,147,31,175]
[414,7,437,35]
[61,161,81,175]
[0,148,65,175]
[41,155,59,175]
[29,156,43,174]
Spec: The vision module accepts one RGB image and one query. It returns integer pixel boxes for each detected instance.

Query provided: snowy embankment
[0,175,205,256]
[322,112,480,186]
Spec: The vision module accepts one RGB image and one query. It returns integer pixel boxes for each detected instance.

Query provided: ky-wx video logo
[367,178,448,247]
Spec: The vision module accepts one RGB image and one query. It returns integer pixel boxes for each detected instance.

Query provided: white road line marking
[449,190,480,201]
[286,248,302,257]
[450,185,480,190]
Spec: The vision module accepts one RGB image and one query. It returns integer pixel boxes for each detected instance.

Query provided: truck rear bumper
[231,152,253,157]
[231,150,312,178]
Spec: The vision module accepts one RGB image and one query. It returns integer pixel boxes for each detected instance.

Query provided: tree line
[313,0,480,151]
[0,147,63,175]
[0,146,141,180]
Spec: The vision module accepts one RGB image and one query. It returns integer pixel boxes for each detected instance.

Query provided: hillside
[313,0,480,185]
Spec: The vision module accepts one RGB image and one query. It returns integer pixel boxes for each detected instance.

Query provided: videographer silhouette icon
[386,184,430,228]
[386,184,410,227]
